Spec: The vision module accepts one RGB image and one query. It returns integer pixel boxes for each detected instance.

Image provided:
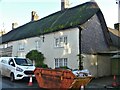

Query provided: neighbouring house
[108,26,120,76]
[0,1,120,77]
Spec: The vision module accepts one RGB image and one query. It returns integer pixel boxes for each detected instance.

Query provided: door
[6,58,15,77]
[0,59,8,76]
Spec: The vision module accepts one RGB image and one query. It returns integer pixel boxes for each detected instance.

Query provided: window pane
[64,58,67,66]
[54,36,67,47]
[55,58,59,68]
[60,37,63,43]
[35,40,40,49]
[55,38,59,47]
[18,43,24,51]
[59,58,63,67]
[64,36,67,45]
[60,37,64,47]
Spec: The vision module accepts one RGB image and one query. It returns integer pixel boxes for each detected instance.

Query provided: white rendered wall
[12,28,80,69]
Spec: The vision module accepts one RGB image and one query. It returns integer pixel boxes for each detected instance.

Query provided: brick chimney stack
[31,11,39,21]
[12,22,18,29]
[61,0,69,10]
[114,0,120,31]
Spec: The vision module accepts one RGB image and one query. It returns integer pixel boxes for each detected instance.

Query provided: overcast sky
[0,0,118,33]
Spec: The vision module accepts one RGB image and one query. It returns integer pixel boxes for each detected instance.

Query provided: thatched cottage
[0,1,120,77]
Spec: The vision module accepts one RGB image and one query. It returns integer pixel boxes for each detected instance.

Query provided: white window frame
[18,42,25,51]
[64,58,68,66]
[54,36,68,48]
[55,38,59,47]
[35,40,41,49]
[54,58,68,68]
[55,58,59,68]
[4,44,8,48]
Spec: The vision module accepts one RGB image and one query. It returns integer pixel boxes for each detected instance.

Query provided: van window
[8,58,15,67]
[1,59,7,64]
[14,58,33,66]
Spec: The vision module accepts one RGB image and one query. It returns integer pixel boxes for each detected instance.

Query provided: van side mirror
[10,62,15,67]
[10,62,13,65]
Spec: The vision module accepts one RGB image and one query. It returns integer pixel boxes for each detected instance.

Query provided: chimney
[114,0,120,31]
[12,22,18,29]
[31,11,39,21]
[0,30,5,36]
[61,0,69,10]
[114,23,120,31]
[90,0,96,2]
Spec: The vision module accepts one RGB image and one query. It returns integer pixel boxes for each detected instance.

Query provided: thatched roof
[0,2,99,44]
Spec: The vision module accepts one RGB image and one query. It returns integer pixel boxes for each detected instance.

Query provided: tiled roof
[108,27,120,48]
[108,28,120,37]
[0,2,100,44]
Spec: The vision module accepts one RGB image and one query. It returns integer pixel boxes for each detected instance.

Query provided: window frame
[54,36,68,48]
[18,42,25,51]
[35,40,41,49]
[54,58,68,68]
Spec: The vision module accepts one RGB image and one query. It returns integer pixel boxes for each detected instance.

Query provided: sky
[0,0,118,33]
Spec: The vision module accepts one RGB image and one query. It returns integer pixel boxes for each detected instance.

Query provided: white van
[0,57,35,82]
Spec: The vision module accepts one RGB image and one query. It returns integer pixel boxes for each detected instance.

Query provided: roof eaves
[1,2,100,44]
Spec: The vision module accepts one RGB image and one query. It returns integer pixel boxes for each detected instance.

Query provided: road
[0,76,41,90]
[1,75,118,90]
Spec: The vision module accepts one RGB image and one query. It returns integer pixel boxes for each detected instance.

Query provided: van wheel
[10,73,15,82]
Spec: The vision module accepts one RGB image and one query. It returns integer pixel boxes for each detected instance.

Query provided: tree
[26,50,48,68]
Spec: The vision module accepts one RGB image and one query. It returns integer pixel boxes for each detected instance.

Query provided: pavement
[86,75,120,89]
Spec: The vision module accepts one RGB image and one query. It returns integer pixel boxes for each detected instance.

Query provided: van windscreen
[14,58,33,66]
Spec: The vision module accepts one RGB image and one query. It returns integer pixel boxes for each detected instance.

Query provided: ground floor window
[55,58,68,68]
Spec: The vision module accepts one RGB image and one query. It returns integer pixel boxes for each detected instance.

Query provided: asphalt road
[0,76,40,90]
[2,75,119,90]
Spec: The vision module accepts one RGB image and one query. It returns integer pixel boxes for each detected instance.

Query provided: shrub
[26,50,47,68]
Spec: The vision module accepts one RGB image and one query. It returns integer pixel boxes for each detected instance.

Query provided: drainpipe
[78,26,82,70]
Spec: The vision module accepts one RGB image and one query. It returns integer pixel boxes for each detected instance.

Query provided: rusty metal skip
[34,68,93,89]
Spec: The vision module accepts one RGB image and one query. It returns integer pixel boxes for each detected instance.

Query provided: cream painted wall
[82,54,98,77]
[11,28,80,69]
[97,55,111,77]
[83,54,111,77]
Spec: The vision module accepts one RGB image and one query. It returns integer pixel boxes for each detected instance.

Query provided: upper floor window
[18,43,25,51]
[35,40,41,49]
[3,44,8,48]
[54,36,68,47]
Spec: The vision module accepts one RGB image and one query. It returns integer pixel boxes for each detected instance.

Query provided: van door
[6,58,16,77]
[0,59,8,76]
